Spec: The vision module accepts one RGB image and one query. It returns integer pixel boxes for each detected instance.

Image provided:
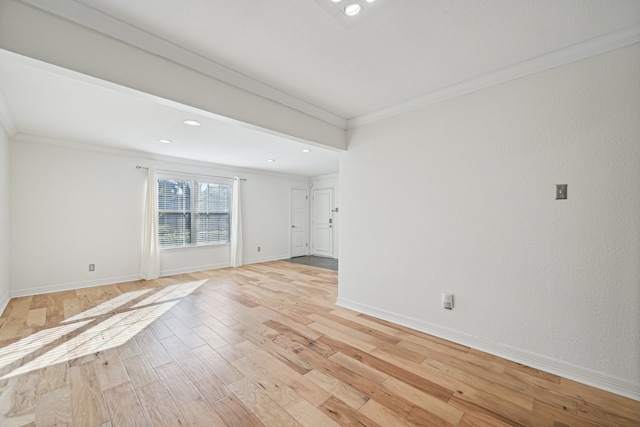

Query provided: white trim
[160,262,230,278]
[289,187,310,258]
[10,274,141,298]
[244,254,292,265]
[348,24,640,128]
[18,0,347,129]
[7,258,289,300]
[159,256,294,277]
[15,2,640,131]
[311,187,336,258]
[0,291,10,316]
[0,48,345,153]
[336,296,640,402]
[0,90,17,137]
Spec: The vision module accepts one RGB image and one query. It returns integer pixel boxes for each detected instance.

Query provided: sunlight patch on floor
[0,320,92,372]
[1,280,206,380]
[63,289,153,323]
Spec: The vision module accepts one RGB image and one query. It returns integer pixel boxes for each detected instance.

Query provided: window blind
[157,177,231,248]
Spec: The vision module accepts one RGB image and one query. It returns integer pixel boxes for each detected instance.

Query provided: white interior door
[290,188,308,257]
[312,188,333,257]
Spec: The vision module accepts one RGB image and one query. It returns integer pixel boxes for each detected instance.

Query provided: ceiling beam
[0,0,347,151]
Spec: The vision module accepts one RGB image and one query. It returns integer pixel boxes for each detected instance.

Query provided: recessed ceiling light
[344,2,361,16]
[183,119,201,126]
[267,159,276,162]
[331,0,341,2]
[366,0,375,2]
[302,149,311,153]
[159,139,171,144]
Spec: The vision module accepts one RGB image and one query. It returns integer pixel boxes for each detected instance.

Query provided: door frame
[311,187,335,258]
[289,187,309,257]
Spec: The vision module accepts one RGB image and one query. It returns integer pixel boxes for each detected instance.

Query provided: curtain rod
[136,165,247,181]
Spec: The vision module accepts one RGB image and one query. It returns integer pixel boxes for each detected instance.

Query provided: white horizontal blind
[194,182,230,245]
[157,177,231,248]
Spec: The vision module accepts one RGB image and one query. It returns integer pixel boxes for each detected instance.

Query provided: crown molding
[11,133,314,181]
[348,23,640,129]
[0,48,343,154]
[18,0,348,129]
[0,90,17,137]
[14,1,640,132]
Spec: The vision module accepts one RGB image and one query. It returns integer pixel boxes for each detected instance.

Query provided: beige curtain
[140,167,160,279]
[230,177,243,267]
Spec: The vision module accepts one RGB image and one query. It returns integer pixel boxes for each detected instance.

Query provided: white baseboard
[336,296,640,402]
[160,262,230,277]
[8,258,290,299]
[10,274,142,298]
[243,254,292,265]
[0,290,10,316]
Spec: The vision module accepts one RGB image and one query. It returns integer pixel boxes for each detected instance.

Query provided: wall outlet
[442,293,454,310]
[89,264,95,272]
[257,247,261,252]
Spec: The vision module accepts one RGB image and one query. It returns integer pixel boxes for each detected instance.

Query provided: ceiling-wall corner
[0,89,17,138]
[347,23,640,129]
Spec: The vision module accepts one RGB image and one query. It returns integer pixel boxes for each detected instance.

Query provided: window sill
[160,242,230,252]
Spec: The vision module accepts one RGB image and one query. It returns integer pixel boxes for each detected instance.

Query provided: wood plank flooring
[0,261,638,426]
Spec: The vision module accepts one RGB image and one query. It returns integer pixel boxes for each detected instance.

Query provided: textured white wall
[0,126,10,313]
[9,138,308,296]
[339,44,640,398]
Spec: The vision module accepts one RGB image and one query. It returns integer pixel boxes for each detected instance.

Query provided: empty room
[0,0,639,426]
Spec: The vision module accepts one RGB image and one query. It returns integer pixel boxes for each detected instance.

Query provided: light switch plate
[556,184,568,200]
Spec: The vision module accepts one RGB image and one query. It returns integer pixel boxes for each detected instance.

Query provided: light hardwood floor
[0,261,638,426]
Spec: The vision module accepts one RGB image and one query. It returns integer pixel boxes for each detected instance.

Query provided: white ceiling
[65,0,640,119]
[1,0,639,176]
[0,51,341,177]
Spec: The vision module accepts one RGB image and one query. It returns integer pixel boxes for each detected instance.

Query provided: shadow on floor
[286,256,338,271]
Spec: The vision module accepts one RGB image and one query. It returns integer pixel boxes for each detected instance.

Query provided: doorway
[312,187,333,257]
[290,188,308,257]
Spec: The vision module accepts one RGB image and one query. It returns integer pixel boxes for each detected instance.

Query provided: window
[157,177,231,248]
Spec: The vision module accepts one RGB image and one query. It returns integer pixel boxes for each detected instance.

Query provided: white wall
[339,44,640,399]
[242,173,309,263]
[0,126,10,313]
[9,137,309,296]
